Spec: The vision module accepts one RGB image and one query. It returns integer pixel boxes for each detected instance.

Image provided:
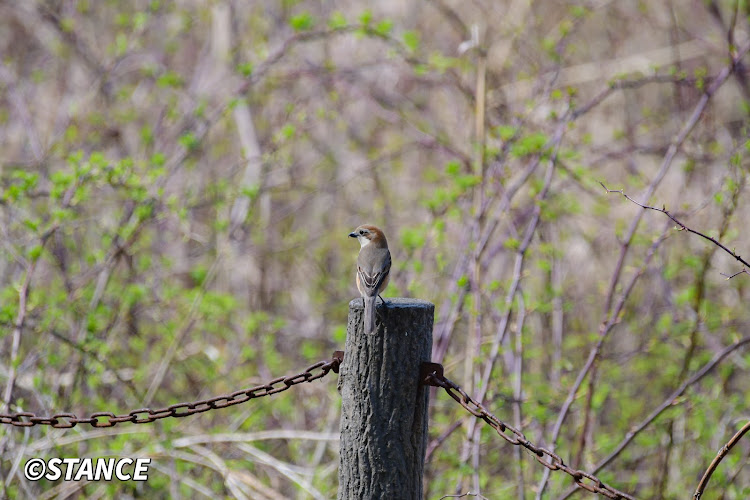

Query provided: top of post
[348,297,435,311]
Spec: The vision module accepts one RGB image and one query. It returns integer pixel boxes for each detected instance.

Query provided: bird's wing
[357,248,391,296]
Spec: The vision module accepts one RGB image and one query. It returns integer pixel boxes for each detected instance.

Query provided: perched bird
[349,224,391,333]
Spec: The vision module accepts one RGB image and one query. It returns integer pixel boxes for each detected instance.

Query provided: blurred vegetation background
[1,0,750,498]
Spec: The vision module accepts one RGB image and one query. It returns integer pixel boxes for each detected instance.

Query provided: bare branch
[601,182,750,272]
[693,420,750,499]
[440,491,491,500]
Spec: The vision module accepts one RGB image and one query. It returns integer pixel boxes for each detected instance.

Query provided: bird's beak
[348,232,358,238]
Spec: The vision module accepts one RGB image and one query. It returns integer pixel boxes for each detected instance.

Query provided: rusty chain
[3,349,634,498]
[421,362,637,500]
[0,352,343,429]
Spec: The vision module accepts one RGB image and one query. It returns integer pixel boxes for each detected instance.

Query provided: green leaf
[289,12,315,31]
[281,123,296,139]
[28,244,43,261]
[241,184,260,200]
[375,19,393,36]
[156,70,183,88]
[236,62,253,77]
[400,226,427,251]
[178,132,199,151]
[569,5,589,18]
[151,152,166,167]
[403,30,420,52]
[189,266,208,287]
[510,132,549,157]
[115,32,128,56]
[504,238,520,251]
[358,9,373,27]
[455,174,481,189]
[23,218,40,231]
[495,125,517,141]
[445,160,461,177]
[133,12,149,31]
[333,324,347,342]
[60,17,75,33]
[428,52,457,73]
[328,11,347,29]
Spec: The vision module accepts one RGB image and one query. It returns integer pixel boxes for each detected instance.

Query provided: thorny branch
[600,182,750,277]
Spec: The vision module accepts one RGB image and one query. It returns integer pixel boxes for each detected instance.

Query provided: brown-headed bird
[348,225,391,333]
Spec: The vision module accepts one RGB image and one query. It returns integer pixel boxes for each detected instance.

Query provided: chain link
[0,352,343,429]
[422,365,636,500]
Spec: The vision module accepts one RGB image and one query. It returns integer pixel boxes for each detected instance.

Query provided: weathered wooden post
[338,297,435,499]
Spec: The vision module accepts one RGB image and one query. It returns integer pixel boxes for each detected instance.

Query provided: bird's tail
[364,296,377,333]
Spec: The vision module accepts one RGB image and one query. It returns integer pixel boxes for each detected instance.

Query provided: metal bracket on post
[420,362,444,386]
[332,351,344,373]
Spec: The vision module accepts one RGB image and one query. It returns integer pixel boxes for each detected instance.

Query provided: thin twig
[1,261,36,413]
[512,290,526,500]
[426,419,465,462]
[440,492,491,500]
[693,420,750,499]
[720,269,748,279]
[1,221,60,414]
[656,421,675,498]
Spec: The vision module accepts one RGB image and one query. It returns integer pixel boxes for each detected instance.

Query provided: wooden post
[338,297,435,500]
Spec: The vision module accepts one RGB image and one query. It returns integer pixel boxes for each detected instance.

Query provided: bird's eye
[359,230,365,235]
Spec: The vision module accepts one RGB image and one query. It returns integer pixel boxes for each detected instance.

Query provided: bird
[349,224,391,333]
